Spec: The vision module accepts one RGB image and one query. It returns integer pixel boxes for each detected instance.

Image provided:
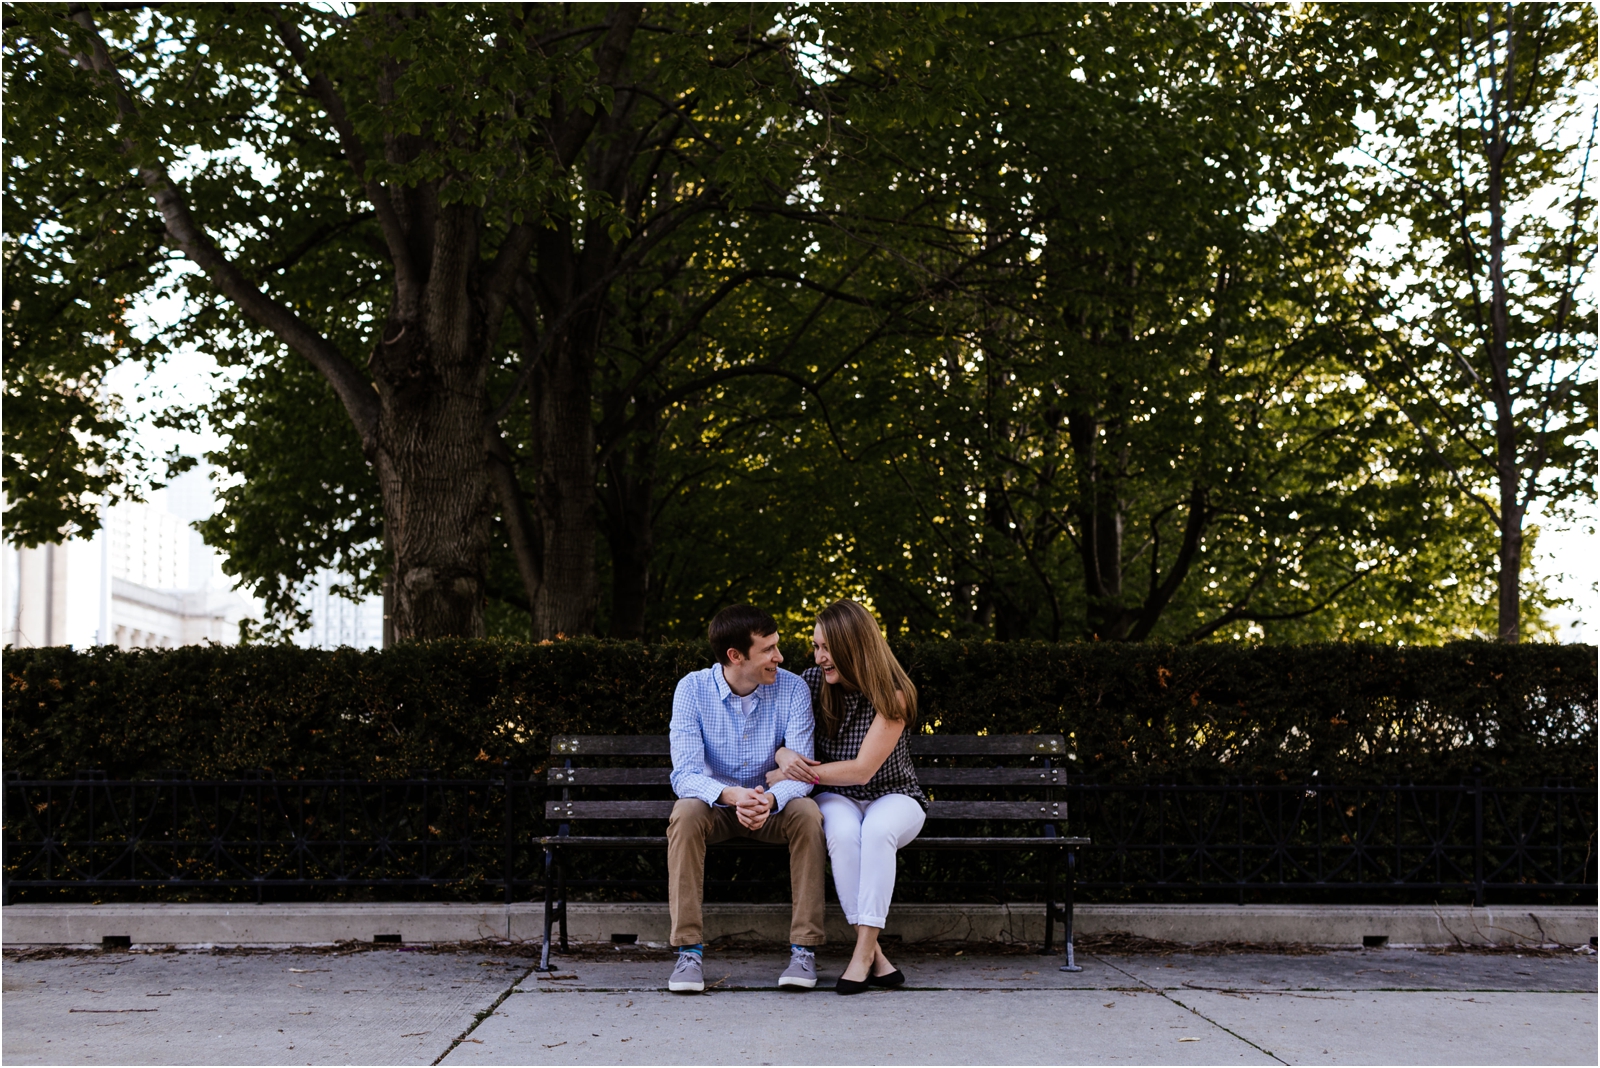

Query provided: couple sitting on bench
[668,599,922,995]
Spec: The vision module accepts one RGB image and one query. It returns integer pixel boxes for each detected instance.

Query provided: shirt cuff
[769,779,811,811]
[676,775,726,808]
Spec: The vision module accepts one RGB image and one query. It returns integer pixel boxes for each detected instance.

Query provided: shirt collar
[714,666,763,708]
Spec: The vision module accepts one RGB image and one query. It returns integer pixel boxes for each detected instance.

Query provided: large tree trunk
[522,223,603,639]
[528,341,598,638]
[600,452,654,640]
[1067,409,1133,640]
[599,411,657,640]
[367,209,495,640]
[1486,29,1521,645]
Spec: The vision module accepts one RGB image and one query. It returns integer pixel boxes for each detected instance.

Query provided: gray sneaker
[668,951,704,993]
[778,945,817,989]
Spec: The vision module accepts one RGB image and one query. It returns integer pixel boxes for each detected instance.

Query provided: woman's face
[811,624,841,686]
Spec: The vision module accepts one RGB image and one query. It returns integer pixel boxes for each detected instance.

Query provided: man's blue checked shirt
[669,665,816,812]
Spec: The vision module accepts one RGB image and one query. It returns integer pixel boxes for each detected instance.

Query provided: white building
[297,570,385,651]
[3,468,252,649]
[3,466,385,651]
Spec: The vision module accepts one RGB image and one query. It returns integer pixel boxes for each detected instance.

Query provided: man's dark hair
[708,605,779,666]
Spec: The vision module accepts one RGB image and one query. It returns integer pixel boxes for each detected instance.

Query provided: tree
[4,2,842,639]
[1353,2,1597,642]
[8,4,1576,648]
[730,4,1491,644]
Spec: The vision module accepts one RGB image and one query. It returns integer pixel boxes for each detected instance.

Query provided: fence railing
[1,771,542,904]
[4,773,1593,905]
[1065,782,1595,905]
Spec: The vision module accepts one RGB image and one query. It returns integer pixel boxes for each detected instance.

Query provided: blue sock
[791,943,811,953]
[677,943,703,957]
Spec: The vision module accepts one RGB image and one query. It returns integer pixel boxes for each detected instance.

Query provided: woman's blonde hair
[815,599,917,738]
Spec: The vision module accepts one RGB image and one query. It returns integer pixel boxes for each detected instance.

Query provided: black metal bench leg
[1060,848,1082,972]
[1042,851,1057,955]
[538,847,556,972]
[556,853,569,952]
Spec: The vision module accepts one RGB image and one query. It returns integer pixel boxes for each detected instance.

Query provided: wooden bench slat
[548,768,673,785]
[547,801,676,819]
[548,799,1067,820]
[916,768,1064,785]
[909,735,1064,755]
[543,835,670,847]
[551,735,670,756]
[541,834,1090,848]
[924,801,1066,819]
[910,836,1091,849]
[551,734,1066,757]
[547,767,1063,786]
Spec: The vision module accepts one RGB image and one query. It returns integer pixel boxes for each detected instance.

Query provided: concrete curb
[3,902,1594,948]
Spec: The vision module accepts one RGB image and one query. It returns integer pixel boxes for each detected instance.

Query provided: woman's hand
[774,746,823,784]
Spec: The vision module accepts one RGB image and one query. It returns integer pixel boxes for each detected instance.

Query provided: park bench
[538,733,1090,974]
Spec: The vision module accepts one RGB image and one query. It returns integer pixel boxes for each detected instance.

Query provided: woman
[768,598,925,994]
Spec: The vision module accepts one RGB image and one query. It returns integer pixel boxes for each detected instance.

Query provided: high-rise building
[3,468,252,649]
[296,571,385,651]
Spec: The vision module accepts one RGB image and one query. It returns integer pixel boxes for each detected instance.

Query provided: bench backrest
[545,734,1068,825]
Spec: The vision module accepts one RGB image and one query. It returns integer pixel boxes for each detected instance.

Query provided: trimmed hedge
[4,640,1593,784]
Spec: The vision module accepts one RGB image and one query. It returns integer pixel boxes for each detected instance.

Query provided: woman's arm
[771,746,820,785]
[769,713,906,787]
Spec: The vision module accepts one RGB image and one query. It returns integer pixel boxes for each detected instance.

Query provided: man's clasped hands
[718,784,775,829]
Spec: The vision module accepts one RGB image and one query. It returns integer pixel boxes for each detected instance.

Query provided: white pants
[816,792,926,929]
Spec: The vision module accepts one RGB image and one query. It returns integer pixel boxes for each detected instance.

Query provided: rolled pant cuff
[856,915,887,929]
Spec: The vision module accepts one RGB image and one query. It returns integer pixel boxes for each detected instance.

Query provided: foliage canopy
[3,3,1592,644]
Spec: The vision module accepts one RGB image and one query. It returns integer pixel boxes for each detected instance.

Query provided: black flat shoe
[868,968,905,988]
[834,975,871,995]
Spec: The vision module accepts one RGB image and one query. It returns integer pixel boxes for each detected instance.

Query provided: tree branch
[69,5,380,443]
[272,13,420,313]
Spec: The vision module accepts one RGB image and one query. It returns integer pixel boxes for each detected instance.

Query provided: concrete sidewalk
[2,943,1594,1066]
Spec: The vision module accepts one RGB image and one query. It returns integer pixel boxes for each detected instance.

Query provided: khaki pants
[666,796,826,948]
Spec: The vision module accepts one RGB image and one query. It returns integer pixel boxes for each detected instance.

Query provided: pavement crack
[1091,953,1289,1066]
[431,961,536,1066]
[1179,981,1348,1001]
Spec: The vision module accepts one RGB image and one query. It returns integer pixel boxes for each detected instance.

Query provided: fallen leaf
[145,993,170,997]
[401,1032,429,1038]
[1104,1003,1115,1008]
[1179,1037,1201,1042]
[537,974,579,981]
[542,1042,567,1049]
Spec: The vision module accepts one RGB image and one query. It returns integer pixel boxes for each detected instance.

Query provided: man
[666,604,824,993]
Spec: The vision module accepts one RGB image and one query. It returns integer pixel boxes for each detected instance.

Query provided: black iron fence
[1,770,543,904]
[4,772,1593,905]
[1067,781,1595,905]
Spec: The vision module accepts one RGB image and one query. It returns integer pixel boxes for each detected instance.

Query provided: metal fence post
[1473,767,1485,908]
[503,762,515,906]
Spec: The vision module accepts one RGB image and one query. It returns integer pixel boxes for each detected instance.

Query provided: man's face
[728,630,782,688]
